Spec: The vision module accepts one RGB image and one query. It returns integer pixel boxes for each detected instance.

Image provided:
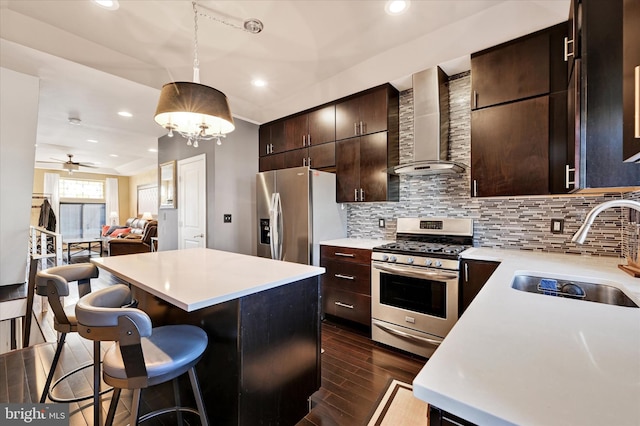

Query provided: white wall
[0,67,39,286]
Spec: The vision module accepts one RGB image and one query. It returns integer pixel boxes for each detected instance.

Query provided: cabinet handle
[473,91,478,109]
[302,135,306,147]
[308,157,311,168]
[335,301,354,309]
[565,165,576,189]
[354,188,358,201]
[308,133,311,145]
[335,273,355,280]
[303,157,306,166]
[266,144,270,155]
[334,252,356,258]
[635,65,639,138]
[354,122,358,136]
[359,121,364,135]
[564,37,575,62]
[270,143,274,154]
[360,188,364,202]
[464,262,469,283]
[473,180,478,197]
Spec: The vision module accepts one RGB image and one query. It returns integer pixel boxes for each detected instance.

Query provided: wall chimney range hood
[392,66,466,175]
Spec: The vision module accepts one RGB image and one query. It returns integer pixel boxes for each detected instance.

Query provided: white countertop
[413,248,640,426]
[320,238,393,250]
[92,248,324,312]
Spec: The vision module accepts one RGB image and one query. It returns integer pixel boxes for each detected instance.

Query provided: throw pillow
[110,227,131,238]
[104,225,127,236]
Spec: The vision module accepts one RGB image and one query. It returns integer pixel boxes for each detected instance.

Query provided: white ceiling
[0,0,570,176]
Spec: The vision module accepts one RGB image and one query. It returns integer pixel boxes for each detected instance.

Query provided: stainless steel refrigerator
[257,166,347,266]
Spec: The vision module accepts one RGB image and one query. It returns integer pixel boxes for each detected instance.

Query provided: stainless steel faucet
[572,200,640,244]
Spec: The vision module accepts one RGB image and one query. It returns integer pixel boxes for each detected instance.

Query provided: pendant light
[154,1,235,148]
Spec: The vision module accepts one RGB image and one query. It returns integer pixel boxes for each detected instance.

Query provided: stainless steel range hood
[392,66,466,175]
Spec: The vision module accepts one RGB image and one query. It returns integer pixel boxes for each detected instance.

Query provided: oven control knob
[407,257,414,264]
[389,256,397,263]
[434,260,442,267]
[382,254,389,262]
[425,259,432,266]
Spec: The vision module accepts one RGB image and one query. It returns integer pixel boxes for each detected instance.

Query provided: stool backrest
[76,284,153,388]
[35,264,99,330]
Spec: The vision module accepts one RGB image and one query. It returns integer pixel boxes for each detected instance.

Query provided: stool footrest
[48,361,113,403]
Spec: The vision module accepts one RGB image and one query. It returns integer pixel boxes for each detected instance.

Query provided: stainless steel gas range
[371,217,473,358]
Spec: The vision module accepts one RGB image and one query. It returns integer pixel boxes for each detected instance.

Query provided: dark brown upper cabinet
[283,142,336,170]
[470,30,550,110]
[284,105,336,150]
[470,23,569,197]
[471,97,550,197]
[623,0,640,163]
[335,85,395,140]
[259,121,286,156]
[336,132,398,203]
[577,0,639,186]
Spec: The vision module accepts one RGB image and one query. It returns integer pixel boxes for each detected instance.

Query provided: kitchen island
[92,248,325,426]
[413,248,640,426]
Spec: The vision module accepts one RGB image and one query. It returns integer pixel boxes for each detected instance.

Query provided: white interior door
[178,154,206,249]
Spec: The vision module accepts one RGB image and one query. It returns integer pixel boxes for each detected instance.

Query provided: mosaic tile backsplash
[347,72,640,259]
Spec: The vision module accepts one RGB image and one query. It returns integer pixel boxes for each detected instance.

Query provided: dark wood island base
[132,276,321,426]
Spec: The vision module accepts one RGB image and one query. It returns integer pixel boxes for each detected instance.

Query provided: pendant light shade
[154,1,235,147]
[155,81,235,137]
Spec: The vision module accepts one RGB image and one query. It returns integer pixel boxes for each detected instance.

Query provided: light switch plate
[551,219,564,234]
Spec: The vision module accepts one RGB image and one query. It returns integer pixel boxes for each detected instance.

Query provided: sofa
[103,218,157,256]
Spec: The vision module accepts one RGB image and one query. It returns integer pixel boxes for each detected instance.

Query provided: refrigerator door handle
[270,192,283,260]
[269,193,278,260]
[274,192,284,260]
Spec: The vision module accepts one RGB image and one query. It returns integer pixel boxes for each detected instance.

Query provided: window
[60,178,104,199]
[58,178,105,238]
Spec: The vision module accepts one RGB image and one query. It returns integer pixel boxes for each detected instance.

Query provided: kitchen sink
[511,275,639,308]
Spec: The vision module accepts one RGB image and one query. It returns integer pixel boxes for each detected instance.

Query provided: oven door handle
[373,320,443,346]
[373,263,458,281]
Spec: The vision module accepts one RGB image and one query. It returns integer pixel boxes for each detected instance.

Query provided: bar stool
[35,263,112,404]
[76,284,209,426]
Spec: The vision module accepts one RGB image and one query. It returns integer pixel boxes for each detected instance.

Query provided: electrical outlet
[378,218,385,228]
[224,214,232,223]
[551,219,564,234]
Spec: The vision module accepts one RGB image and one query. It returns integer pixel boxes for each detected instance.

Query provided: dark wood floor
[1,256,427,425]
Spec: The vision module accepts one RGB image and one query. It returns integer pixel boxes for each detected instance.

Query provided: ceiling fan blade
[79,163,99,168]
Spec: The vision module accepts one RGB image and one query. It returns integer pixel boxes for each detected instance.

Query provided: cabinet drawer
[322,260,370,295]
[320,245,371,264]
[323,287,371,326]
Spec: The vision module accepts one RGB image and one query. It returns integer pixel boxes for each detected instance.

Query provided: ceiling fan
[41,154,97,173]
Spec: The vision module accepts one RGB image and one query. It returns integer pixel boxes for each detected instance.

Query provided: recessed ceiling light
[118,111,133,117]
[87,139,99,143]
[252,79,267,87]
[148,148,158,153]
[109,154,119,157]
[385,0,410,15]
[92,0,119,10]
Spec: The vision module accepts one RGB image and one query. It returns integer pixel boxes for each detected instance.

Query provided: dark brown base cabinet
[320,245,372,327]
[459,259,500,317]
[132,276,321,426]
